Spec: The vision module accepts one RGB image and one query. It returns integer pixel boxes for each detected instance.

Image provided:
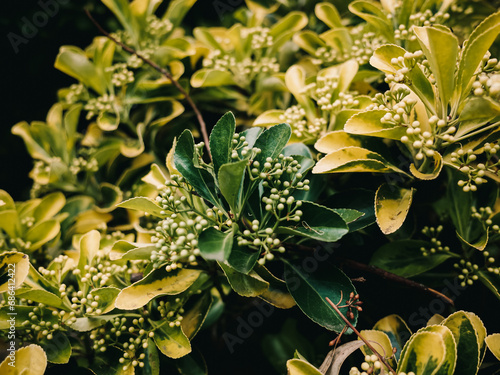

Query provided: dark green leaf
[218,160,247,215]
[40,331,72,364]
[253,123,291,165]
[277,202,349,241]
[227,245,260,274]
[370,240,452,277]
[218,261,269,297]
[284,260,358,333]
[174,130,220,208]
[210,112,236,176]
[198,227,233,262]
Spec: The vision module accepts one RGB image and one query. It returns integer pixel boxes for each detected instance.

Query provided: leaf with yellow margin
[0,252,29,293]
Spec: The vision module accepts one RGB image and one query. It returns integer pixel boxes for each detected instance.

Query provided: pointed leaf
[345,110,407,140]
[117,197,166,217]
[287,359,323,375]
[284,260,358,333]
[153,323,191,359]
[209,112,236,176]
[218,160,247,215]
[253,123,292,165]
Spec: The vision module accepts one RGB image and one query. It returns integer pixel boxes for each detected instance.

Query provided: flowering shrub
[2,0,500,374]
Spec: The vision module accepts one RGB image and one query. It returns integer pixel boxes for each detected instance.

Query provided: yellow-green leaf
[0,344,47,375]
[286,359,323,375]
[373,314,412,361]
[397,331,447,375]
[375,184,415,234]
[345,109,407,140]
[409,152,444,180]
[314,131,363,154]
[313,147,407,175]
[485,334,500,361]
[0,252,30,292]
[359,330,395,369]
[315,2,342,28]
[153,324,191,359]
[115,268,202,310]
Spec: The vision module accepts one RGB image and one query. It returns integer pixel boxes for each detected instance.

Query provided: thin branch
[284,243,454,305]
[84,10,211,160]
[338,257,455,306]
[326,297,397,375]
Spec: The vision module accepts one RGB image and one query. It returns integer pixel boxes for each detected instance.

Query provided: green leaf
[413,26,458,108]
[181,292,212,340]
[373,314,412,361]
[190,69,237,87]
[117,197,165,217]
[315,2,342,28]
[269,11,308,38]
[485,334,500,361]
[370,240,452,277]
[25,219,60,251]
[174,349,208,375]
[286,359,323,375]
[174,130,221,208]
[16,289,67,310]
[293,31,327,56]
[375,184,415,234]
[198,227,233,262]
[324,189,376,231]
[442,311,481,375]
[54,46,106,95]
[210,112,236,176]
[253,123,292,165]
[284,260,358,333]
[478,271,500,300]
[254,266,296,309]
[144,338,160,375]
[345,110,407,140]
[33,192,65,222]
[370,45,435,110]
[348,0,393,42]
[218,261,269,297]
[115,268,202,309]
[77,230,101,273]
[277,202,349,242]
[153,323,191,359]
[313,147,408,175]
[227,245,260,274]
[457,11,500,100]
[70,315,122,332]
[89,287,121,314]
[40,331,71,364]
[218,160,247,215]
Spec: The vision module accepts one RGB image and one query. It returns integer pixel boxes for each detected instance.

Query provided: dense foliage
[2,0,500,374]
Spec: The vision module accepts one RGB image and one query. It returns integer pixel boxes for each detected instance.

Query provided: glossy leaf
[255,266,296,309]
[115,268,202,309]
[253,123,291,165]
[345,110,407,140]
[375,184,415,234]
[315,2,342,28]
[442,311,481,375]
[284,260,358,333]
[174,130,220,208]
[457,11,500,99]
[313,147,407,175]
[478,271,500,300]
[198,227,233,262]
[40,331,71,364]
[277,202,349,242]
[287,359,323,375]
[227,245,260,274]
[117,197,165,217]
[218,261,269,297]
[397,331,448,375]
[413,26,458,108]
[153,323,191,359]
[210,112,236,176]
[370,240,452,277]
[218,160,247,215]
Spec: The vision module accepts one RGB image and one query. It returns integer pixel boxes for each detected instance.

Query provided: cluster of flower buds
[419,225,450,256]
[349,354,387,375]
[84,94,116,120]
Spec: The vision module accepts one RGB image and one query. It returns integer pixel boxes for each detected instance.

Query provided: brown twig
[326,297,397,375]
[84,9,211,160]
[338,257,454,306]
